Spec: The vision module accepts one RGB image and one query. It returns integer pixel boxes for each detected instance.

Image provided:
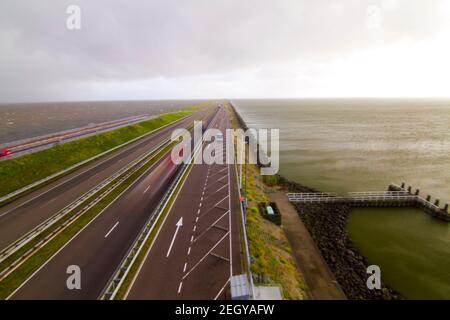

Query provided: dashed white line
[193,225,196,232]
[187,247,191,255]
[190,235,194,243]
[104,221,119,238]
[183,263,187,273]
[178,282,183,294]
[143,185,151,194]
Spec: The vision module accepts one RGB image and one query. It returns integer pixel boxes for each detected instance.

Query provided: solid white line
[0,113,194,216]
[124,142,200,299]
[182,231,230,280]
[214,195,229,207]
[214,278,231,300]
[104,221,119,238]
[228,163,233,277]
[193,210,229,244]
[6,159,151,300]
[215,184,228,193]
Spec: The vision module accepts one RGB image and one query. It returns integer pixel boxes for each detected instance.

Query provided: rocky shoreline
[277,175,402,300]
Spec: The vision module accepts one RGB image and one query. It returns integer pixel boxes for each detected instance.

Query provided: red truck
[0,149,11,158]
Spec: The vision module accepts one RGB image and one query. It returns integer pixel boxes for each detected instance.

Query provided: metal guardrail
[0,115,150,151]
[101,109,223,300]
[0,139,172,280]
[0,113,193,205]
[287,192,418,203]
[234,163,255,299]
[229,104,255,299]
[101,136,203,300]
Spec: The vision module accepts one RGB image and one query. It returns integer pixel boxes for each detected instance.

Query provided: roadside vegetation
[0,104,206,199]
[225,103,307,300]
[0,141,177,299]
[244,163,308,299]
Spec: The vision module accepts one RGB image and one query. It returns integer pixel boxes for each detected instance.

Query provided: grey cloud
[0,0,448,102]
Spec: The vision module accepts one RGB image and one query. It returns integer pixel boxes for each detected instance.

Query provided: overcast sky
[1,0,449,102]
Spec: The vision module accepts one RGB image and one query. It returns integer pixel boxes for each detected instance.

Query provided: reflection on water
[235,98,450,299]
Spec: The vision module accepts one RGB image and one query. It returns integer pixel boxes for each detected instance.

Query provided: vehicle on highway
[0,149,11,158]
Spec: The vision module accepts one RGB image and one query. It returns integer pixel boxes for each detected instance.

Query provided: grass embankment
[0,104,205,199]
[225,102,307,299]
[0,141,177,299]
[244,164,308,299]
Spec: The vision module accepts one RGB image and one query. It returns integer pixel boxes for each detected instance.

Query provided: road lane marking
[144,185,151,194]
[105,221,119,238]
[39,198,57,208]
[166,217,183,258]
[214,195,229,207]
[193,211,229,243]
[227,163,233,277]
[214,279,230,300]
[183,263,187,273]
[182,231,230,280]
[187,247,191,255]
[178,282,183,294]
[215,184,228,193]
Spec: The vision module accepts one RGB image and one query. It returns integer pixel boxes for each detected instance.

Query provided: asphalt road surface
[8,107,218,300]
[0,107,212,251]
[4,115,150,156]
[126,106,243,300]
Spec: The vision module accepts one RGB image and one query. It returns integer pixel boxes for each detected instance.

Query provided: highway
[126,106,243,299]
[7,107,218,299]
[0,107,211,252]
[2,115,151,157]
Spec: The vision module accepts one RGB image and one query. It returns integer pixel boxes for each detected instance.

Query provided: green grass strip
[0,141,176,299]
[0,103,207,199]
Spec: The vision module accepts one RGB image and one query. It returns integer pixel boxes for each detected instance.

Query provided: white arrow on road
[166,217,183,257]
